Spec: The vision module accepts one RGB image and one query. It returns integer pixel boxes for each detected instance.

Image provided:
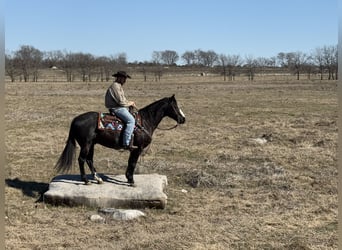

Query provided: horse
[54,95,186,185]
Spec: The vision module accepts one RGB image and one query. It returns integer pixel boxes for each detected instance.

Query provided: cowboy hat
[112,71,131,78]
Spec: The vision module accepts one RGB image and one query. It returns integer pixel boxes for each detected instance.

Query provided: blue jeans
[113,107,135,146]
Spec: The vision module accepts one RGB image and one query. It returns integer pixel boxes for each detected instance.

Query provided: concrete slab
[43,174,168,209]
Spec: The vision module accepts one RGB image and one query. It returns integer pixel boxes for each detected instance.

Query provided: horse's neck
[140,100,168,133]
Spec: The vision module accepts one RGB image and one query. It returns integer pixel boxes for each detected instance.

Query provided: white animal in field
[250,133,273,145]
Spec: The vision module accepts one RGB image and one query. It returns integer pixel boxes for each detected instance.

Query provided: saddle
[98,109,142,132]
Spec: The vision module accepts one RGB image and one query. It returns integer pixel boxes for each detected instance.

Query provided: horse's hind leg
[86,144,103,184]
[78,144,91,185]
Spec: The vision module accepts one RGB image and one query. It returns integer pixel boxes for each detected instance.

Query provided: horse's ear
[168,94,175,103]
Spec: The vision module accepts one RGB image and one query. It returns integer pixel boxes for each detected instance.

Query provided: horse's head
[166,95,186,124]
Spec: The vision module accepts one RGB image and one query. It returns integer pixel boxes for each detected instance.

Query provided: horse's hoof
[128,182,136,187]
[94,173,104,184]
[84,181,92,185]
[126,178,134,184]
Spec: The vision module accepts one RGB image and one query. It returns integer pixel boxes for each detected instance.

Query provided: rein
[157,123,179,130]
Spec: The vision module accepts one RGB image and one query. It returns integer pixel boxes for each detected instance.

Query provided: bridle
[157,123,179,130]
[157,101,184,130]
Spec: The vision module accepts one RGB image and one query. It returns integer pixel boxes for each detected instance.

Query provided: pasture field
[5,77,337,249]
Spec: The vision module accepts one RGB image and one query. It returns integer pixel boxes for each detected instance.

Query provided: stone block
[44,174,167,209]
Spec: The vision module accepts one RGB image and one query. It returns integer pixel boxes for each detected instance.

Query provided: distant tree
[73,53,95,82]
[218,54,242,81]
[151,51,164,81]
[321,45,338,80]
[277,51,308,80]
[151,50,178,65]
[152,51,162,64]
[60,51,77,82]
[104,53,128,81]
[277,52,294,69]
[181,51,196,65]
[141,67,147,82]
[292,51,309,80]
[244,55,257,81]
[226,54,242,81]
[313,47,325,80]
[302,60,315,80]
[153,65,163,81]
[219,54,228,81]
[15,45,43,82]
[255,57,269,78]
[115,53,128,67]
[195,49,218,67]
[267,56,277,67]
[43,50,64,68]
[161,50,179,65]
[5,52,21,82]
[94,56,110,81]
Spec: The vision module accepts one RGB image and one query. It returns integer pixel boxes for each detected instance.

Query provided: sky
[5,0,338,63]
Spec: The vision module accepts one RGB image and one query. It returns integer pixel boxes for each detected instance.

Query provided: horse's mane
[139,97,169,114]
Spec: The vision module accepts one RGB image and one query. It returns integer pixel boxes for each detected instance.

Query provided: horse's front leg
[126,148,142,185]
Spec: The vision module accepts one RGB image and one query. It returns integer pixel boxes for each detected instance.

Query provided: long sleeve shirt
[105,82,130,109]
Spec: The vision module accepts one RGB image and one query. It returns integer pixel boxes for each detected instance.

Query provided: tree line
[5,44,338,82]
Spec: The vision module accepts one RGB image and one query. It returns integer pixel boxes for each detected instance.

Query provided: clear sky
[5,0,338,63]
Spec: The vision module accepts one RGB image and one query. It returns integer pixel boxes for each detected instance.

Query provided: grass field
[5,77,337,249]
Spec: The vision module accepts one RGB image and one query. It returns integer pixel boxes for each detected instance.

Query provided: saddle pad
[98,113,124,131]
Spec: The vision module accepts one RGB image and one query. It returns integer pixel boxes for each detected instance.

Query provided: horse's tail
[54,126,76,173]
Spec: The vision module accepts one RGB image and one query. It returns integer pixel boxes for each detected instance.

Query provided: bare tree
[152,51,162,64]
[94,56,109,82]
[321,45,338,80]
[73,53,95,82]
[256,57,269,79]
[267,57,277,67]
[151,51,164,81]
[219,54,228,81]
[115,53,128,68]
[5,52,21,82]
[161,50,179,65]
[292,52,309,80]
[244,55,257,81]
[277,51,308,80]
[334,45,338,80]
[141,67,147,82]
[302,60,315,80]
[60,51,77,82]
[195,49,218,67]
[15,45,43,82]
[218,54,242,81]
[181,51,196,65]
[226,55,242,81]
[43,50,64,68]
[312,47,324,80]
[277,52,288,68]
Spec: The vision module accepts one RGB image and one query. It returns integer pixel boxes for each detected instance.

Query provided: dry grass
[5,77,337,249]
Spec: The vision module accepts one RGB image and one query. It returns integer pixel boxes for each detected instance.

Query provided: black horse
[55,95,186,185]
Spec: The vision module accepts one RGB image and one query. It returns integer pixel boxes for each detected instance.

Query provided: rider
[105,71,137,150]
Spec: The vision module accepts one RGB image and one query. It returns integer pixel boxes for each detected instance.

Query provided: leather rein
[156,103,182,130]
[157,123,179,130]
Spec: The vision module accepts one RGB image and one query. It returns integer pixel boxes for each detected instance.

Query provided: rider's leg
[114,107,135,147]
